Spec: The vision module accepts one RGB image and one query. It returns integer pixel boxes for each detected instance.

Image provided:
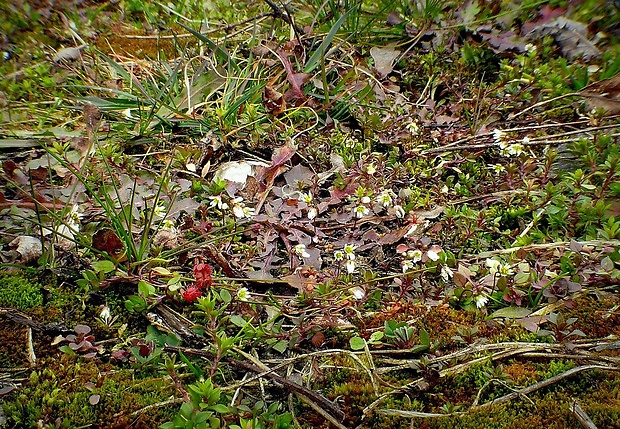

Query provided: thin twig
[473,365,620,409]
[571,400,598,429]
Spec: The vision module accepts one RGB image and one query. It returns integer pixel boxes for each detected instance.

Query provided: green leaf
[92,260,116,274]
[349,336,366,350]
[272,340,288,353]
[419,329,430,346]
[125,295,147,313]
[303,7,356,73]
[219,289,232,304]
[229,315,247,328]
[138,280,156,297]
[211,404,229,414]
[489,306,532,319]
[601,256,615,271]
[59,345,76,356]
[369,331,384,343]
[152,266,172,276]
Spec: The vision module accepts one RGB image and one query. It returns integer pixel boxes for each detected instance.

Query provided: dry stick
[509,93,581,120]
[473,364,620,410]
[571,400,598,429]
[375,365,620,420]
[128,398,183,418]
[164,345,346,427]
[264,0,305,35]
[466,239,620,260]
[363,341,597,416]
[419,122,620,156]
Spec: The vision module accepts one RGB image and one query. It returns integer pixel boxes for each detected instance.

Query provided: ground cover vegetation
[1,0,620,427]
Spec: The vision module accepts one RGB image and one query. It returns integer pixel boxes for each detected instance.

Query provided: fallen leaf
[92,228,124,258]
[527,17,600,60]
[578,73,620,114]
[9,236,42,264]
[263,86,285,115]
[53,46,84,63]
[370,47,400,78]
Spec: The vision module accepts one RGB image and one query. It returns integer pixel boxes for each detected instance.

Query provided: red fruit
[194,263,213,289]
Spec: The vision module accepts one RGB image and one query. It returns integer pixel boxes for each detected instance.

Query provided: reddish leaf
[277,49,307,101]
[92,228,124,258]
[2,160,29,185]
[255,141,296,184]
[311,331,326,348]
[74,324,91,335]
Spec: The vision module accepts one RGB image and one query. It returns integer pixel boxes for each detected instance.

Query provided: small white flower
[350,286,365,300]
[346,259,356,273]
[377,190,394,208]
[186,162,197,172]
[301,192,313,203]
[308,207,317,220]
[474,294,489,309]
[406,120,420,134]
[209,195,229,210]
[427,249,440,261]
[524,43,536,54]
[99,305,111,322]
[334,250,345,261]
[343,244,356,260]
[493,129,507,144]
[232,204,245,218]
[66,204,82,233]
[354,205,370,218]
[394,205,406,218]
[242,206,255,218]
[161,219,176,230]
[507,143,524,156]
[491,164,505,174]
[499,264,514,276]
[365,164,376,175]
[344,137,356,148]
[522,136,531,144]
[293,243,310,258]
[237,287,251,301]
[402,259,415,273]
[361,196,371,204]
[440,265,453,282]
[410,249,423,263]
[231,197,255,219]
[153,203,167,219]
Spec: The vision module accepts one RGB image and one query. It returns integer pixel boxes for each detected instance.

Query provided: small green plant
[383,320,431,352]
[538,312,586,343]
[161,378,230,429]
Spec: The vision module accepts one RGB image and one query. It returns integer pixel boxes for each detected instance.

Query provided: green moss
[2,355,177,427]
[0,271,44,310]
